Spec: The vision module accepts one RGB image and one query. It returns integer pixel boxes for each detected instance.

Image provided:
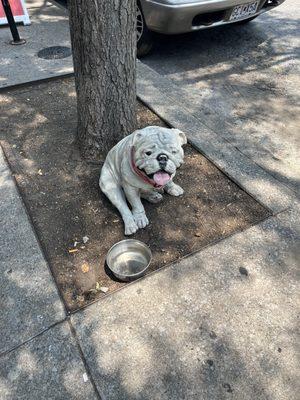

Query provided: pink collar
[130,146,163,189]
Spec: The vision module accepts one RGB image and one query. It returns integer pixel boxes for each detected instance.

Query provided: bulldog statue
[99,126,187,235]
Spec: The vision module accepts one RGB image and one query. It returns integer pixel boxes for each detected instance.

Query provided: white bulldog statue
[99,126,187,235]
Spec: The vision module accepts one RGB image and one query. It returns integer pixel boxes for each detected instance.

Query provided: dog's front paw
[165,182,184,197]
[141,191,163,204]
[124,216,138,236]
[133,211,149,229]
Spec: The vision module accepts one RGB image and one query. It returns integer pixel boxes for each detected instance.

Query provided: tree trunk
[69,0,136,159]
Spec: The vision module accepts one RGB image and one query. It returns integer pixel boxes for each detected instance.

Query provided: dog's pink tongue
[153,171,170,186]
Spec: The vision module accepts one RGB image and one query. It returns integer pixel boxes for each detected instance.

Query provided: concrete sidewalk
[0,136,299,399]
[0,146,65,354]
[0,0,72,89]
[0,146,99,398]
[72,206,300,400]
[0,323,99,399]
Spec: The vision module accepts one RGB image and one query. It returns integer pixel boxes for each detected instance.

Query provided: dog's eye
[172,150,178,154]
[145,151,152,156]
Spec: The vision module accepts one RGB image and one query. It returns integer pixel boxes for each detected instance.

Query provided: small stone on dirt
[100,286,109,293]
[83,236,89,244]
[81,262,89,273]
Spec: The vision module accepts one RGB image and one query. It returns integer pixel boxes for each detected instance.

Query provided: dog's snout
[157,154,168,164]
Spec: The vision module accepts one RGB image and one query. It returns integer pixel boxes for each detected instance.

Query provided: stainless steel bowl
[106,239,152,281]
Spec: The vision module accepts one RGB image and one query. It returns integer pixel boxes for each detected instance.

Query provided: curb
[137,61,297,214]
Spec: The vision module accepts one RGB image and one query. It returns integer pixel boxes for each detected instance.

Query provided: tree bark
[69,0,136,159]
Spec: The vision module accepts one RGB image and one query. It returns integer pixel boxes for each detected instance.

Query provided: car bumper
[141,0,286,34]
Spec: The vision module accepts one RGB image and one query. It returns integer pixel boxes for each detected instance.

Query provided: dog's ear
[172,128,187,146]
[132,129,144,146]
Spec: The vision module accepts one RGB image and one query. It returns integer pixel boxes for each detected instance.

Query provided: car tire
[137,2,153,58]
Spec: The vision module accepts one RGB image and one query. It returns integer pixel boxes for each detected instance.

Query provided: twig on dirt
[68,248,78,253]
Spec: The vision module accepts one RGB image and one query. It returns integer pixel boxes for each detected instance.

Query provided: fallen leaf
[81,263,89,273]
[37,169,43,176]
[95,282,100,290]
[194,232,201,237]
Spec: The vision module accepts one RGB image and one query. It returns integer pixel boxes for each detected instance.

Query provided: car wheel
[233,15,258,25]
[137,2,153,58]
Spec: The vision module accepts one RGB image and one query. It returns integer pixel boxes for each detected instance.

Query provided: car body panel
[140,0,286,34]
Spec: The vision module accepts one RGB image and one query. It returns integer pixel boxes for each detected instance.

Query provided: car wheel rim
[137,5,144,43]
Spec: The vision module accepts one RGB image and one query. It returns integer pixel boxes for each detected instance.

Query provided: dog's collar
[130,146,163,189]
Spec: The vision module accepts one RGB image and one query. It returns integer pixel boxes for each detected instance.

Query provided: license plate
[230,1,259,21]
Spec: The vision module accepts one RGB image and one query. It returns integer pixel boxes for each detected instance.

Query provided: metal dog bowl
[106,239,152,281]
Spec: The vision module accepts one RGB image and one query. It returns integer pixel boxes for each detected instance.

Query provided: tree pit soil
[0,78,270,311]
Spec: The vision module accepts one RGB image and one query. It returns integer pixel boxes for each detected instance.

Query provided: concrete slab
[0,0,73,89]
[0,146,65,355]
[72,205,300,400]
[137,61,297,214]
[0,322,99,400]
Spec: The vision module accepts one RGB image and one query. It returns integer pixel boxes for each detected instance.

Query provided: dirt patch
[0,78,270,311]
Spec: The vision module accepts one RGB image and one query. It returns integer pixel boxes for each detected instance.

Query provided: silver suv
[137,0,286,56]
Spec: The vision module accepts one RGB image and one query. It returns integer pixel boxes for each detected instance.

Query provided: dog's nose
[157,154,168,165]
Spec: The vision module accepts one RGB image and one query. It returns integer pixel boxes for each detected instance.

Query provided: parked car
[137,0,286,56]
